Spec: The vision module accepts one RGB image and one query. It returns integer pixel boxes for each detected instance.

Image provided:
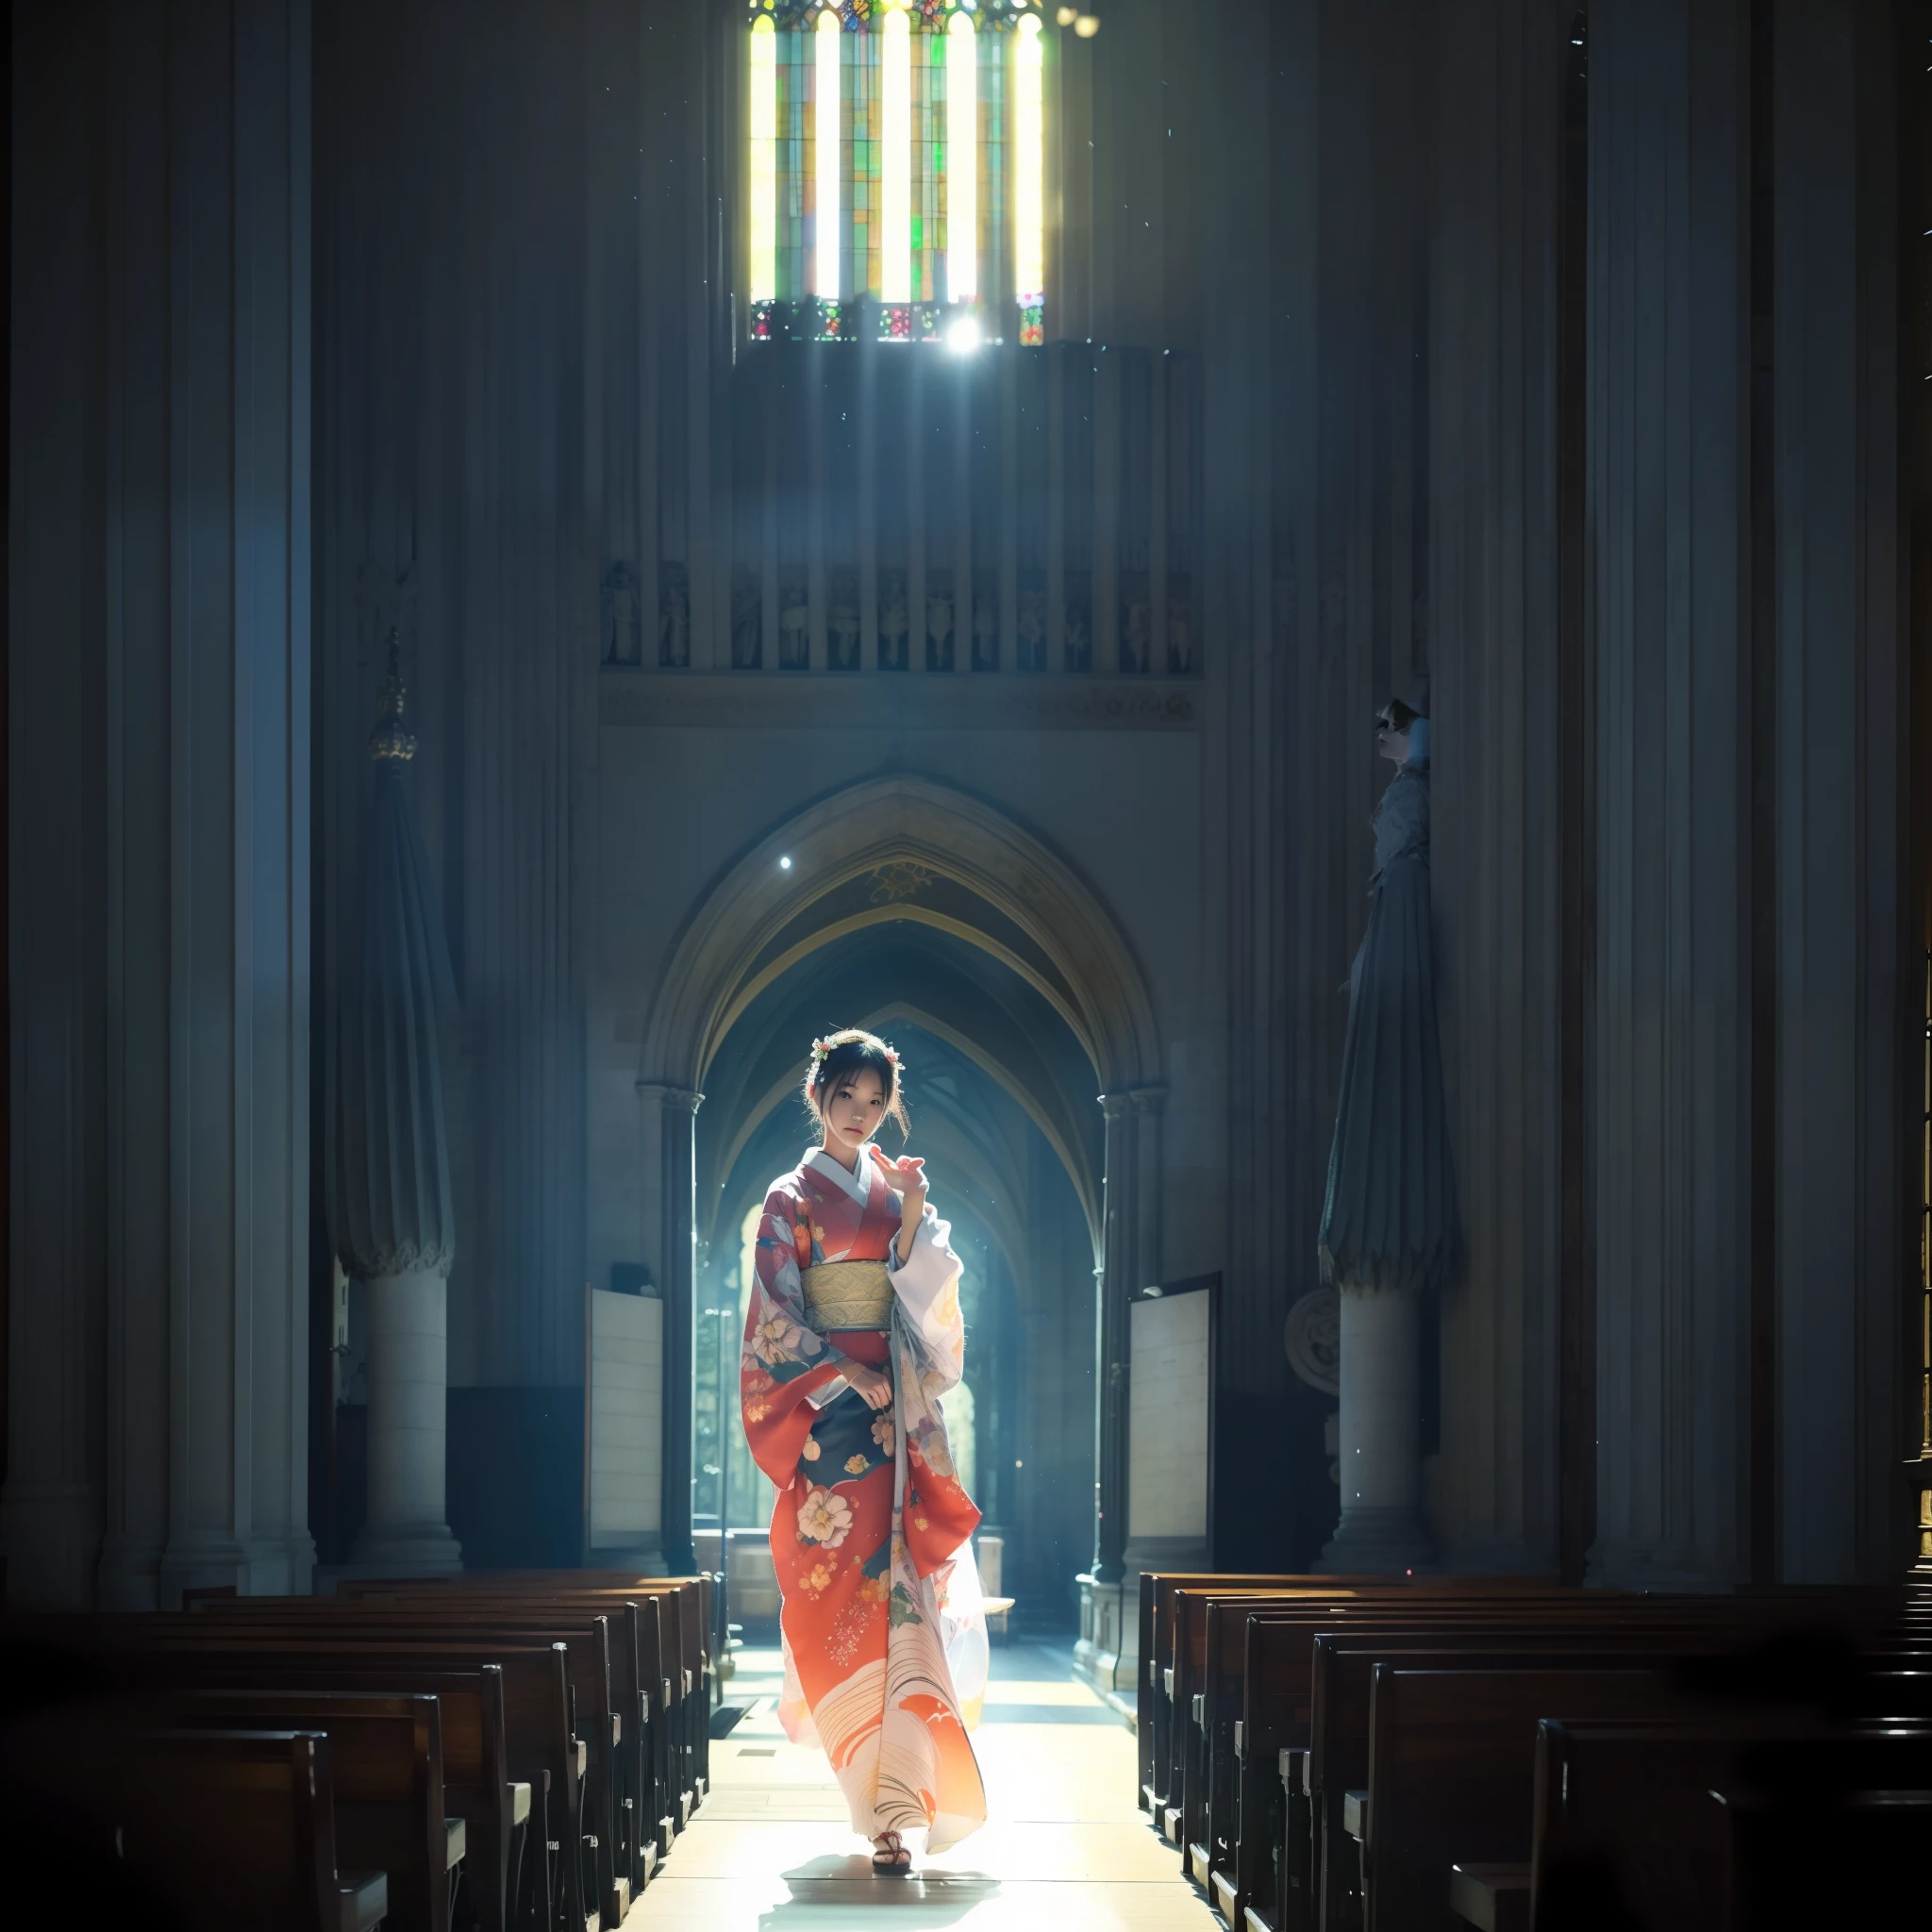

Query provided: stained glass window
[746,0,1042,345]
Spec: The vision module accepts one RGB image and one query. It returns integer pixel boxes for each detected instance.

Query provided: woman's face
[1375,708,1411,766]
[819,1065,887,1156]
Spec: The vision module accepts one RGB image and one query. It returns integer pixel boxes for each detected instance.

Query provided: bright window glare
[946,314,983,354]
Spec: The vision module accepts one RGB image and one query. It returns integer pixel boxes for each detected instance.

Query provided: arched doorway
[636,776,1161,1623]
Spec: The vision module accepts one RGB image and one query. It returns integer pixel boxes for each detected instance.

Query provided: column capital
[1098,1083,1167,1121]
[638,1079,705,1116]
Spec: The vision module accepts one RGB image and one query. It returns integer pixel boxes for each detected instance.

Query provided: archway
[637,776,1162,1610]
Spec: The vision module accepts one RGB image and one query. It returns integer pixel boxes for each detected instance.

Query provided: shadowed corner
[766,1856,1003,1925]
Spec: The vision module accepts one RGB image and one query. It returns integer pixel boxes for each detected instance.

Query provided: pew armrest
[338,1869,389,1932]
[509,1780,532,1827]
[1447,1862,1529,1932]
[1279,1747,1308,1796]
[1342,1790,1368,1841]
[444,1817,467,1871]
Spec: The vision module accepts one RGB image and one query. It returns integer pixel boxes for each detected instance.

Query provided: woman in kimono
[740,1027,988,1872]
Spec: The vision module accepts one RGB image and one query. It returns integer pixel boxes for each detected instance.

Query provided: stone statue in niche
[601,561,642,666]
[1016,575,1047,673]
[730,567,762,669]
[1167,579,1196,675]
[925,568,955,672]
[778,581,809,670]
[972,571,999,673]
[1314,675,1459,1574]
[878,569,909,672]
[1063,571,1093,673]
[827,565,859,671]
[658,561,691,668]
[1119,570,1151,673]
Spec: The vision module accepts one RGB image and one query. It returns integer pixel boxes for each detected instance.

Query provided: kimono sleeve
[740,1183,851,1489]
[890,1203,981,1572]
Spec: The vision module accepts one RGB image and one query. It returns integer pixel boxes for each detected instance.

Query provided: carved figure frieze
[878,568,909,672]
[828,565,860,670]
[602,560,642,666]
[658,561,691,668]
[925,567,955,671]
[1063,568,1092,673]
[778,579,809,670]
[1118,569,1151,674]
[731,566,762,669]
[1016,572,1047,674]
[972,569,999,673]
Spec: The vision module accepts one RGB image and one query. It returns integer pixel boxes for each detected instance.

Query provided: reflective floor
[633,1641,1219,1930]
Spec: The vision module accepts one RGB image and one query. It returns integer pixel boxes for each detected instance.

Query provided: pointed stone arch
[640,774,1161,1094]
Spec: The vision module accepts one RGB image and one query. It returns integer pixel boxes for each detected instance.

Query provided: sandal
[871,1830,913,1875]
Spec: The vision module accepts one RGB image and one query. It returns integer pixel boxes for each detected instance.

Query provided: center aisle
[636,1641,1221,1930]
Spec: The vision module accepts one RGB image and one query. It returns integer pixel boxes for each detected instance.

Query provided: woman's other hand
[843,1361,893,1411]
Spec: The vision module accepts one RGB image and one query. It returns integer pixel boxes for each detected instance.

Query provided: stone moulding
[597,669,1201,733]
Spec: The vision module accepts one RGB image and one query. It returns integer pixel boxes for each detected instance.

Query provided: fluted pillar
[1585,0,1754,1591]
[329,658,461,1575]
[1322,1287,1431,1573]
[5,0,317,1609]
[640,1081,703,1575]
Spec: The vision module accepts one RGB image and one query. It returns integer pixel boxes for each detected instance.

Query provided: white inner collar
[806,1144,875,1206]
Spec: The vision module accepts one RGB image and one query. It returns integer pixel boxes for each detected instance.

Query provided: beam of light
[881,2,912,303]
[1015,14,1044,309]
[946,11,977,303]
[815,9,841,297]
[749,15,777,302]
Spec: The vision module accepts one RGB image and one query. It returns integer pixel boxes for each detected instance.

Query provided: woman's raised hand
[869,1145,927,1212]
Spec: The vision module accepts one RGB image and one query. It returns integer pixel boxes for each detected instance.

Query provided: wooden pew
[1177,1585,1582,1914]
[326,1587,664,1906]
[341,1574,699,1879]
[189,1605,618,1931]
[1307,1608,1924,1932]
[121,1727,390,1932]
[164,1690,460,1932]
[1714,1731,1932,1932]
[1139,1574,1346,1816]
[89,1632,564,1932]
[1528,1711,1932,1931]
[431,1573,712,1812]
[432,1574,708,1828]
[1362,1664,1695,1932]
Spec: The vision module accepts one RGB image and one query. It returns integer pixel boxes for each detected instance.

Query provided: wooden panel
[589,1290,665,1545]
[1128,1290,1210,1541]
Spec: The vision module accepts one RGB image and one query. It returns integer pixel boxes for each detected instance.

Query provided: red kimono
[740,1146,987,1849]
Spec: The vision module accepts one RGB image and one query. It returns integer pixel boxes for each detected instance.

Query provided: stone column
[640,1082,703,1575]
[331,658,461,1576]
[4,0,318,1609]
[354,1272,459,1573]
[1321,1287,1431,1573]
[1585,0,1754,1591]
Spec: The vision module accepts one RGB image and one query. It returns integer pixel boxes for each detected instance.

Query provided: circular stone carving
[1283,1288,1341,1396]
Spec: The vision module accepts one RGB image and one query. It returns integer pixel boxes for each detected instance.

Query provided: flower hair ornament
[808,1036,901,1070]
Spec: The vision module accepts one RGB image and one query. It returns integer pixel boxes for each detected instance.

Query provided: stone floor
[632,1641,1221,1930]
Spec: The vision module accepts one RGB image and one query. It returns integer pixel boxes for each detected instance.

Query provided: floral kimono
[740,1145,989,1850]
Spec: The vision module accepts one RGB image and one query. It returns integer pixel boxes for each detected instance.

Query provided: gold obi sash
[802,1258,894,1332]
